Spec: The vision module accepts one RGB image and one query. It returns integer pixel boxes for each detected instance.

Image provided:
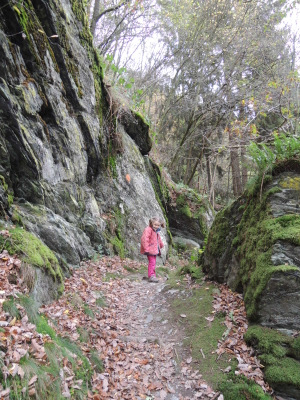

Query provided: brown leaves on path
[0,247,272,399]
[212,284,272,393]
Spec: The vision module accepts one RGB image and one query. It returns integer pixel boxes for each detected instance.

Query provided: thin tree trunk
[90,0,101,36]
[206,152,211,195]
[229,130,242,196]
[240,141,248,190]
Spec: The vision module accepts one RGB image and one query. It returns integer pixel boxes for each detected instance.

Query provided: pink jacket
[140,226,164,255]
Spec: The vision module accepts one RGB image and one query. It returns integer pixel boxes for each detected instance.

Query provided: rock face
[0,0,168,300]
[203,167,300,399]
[204,170,300,329]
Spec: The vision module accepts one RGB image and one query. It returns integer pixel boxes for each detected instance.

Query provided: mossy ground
[245,325,300,390]
[165,266,269,398]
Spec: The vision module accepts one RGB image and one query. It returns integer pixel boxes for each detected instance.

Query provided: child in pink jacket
[140,217,164,283]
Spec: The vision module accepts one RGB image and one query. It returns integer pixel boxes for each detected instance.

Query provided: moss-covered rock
[204,165,300,400]
[0,221,63,304]
[245,325,300,399]
[204,168,300,327]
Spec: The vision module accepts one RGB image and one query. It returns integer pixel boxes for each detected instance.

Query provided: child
[140,217,165,283]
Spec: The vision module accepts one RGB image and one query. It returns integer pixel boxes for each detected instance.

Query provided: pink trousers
[147,255,157,278]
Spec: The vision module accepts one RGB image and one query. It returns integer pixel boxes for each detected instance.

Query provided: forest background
[88,0,300,208]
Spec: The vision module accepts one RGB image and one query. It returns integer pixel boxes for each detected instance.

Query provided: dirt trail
[111,271,219,400]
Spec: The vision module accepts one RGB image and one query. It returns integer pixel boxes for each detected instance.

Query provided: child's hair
[149,217,165,228]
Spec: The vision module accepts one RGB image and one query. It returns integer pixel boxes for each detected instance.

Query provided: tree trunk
[90,0,101,36]
[229,131,242,196]
[240,141,248,190]
[206,152,211,195]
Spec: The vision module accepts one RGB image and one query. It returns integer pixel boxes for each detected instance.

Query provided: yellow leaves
[80,277,88,285]
[268,81,278,89]
[250,124,257,135]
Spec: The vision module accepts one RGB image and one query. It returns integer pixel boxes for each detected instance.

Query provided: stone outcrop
[0,0,168,301]
[203,165,300,399]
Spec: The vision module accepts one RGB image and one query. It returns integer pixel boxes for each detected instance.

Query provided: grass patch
[94,291,107,308]
[90,350,104,373]
[83,303,95,318]
[168,278,235,389]
[77,326,90,343]
[167,269,272,397]
[156,266,169,277]
[2,297,21,319]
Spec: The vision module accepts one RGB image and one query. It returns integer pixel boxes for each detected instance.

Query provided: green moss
[291,337,300,359]
[108,207,127,258]
[0,175,13,209]
[108,154,117,178]
[0,175,8,191]
[265,358,300,387]
[13,1,59,72]
[280,176,300,190]
[0,224,63,285]
[167,278,236,389]
[245,325,300,390]
[205,207,231,258]
[36,315,56,339]
[55,23,83,97]
[219,374,272,400]
[244,325,291,357]
[222,184,297,320]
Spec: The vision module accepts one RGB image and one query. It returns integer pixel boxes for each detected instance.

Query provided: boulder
[203,167,300,399]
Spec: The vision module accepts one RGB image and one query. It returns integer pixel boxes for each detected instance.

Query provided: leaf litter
[0,249,275,399]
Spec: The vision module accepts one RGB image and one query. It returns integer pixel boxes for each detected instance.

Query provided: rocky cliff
[0,0,168,304]
[203,162,300,399]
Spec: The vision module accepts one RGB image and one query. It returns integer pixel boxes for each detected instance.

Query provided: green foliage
[17,294,39,323]
[2,297,21,319]
[103,54,147,114]
[90,351,104,373]
[110,236,126,258]
[83,303,95,318]
[112,207,126,257]
[248,133,300,174]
